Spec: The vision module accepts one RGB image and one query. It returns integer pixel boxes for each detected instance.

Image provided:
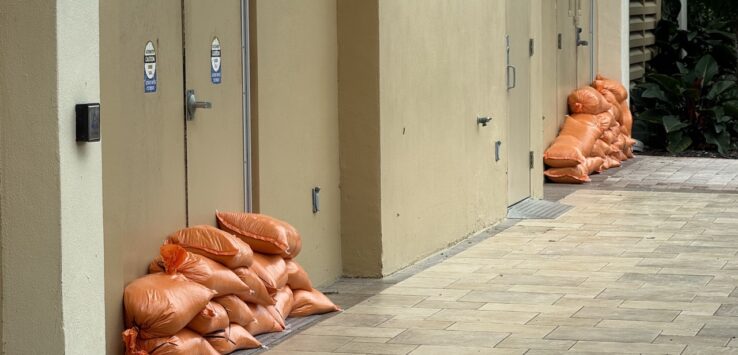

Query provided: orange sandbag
[568,86,612,114]
[216,211,302,258]
[187,302,229,336]
[250,253,288,293]
[592,139,612,158]
[593,74,628,102]
[620,101,633,136]
[544,164,590,184]
[543,135,587,168]
[150,245,250,297]
[586,157,605,174]
[124,273,216,339]
[245,303,284,336]
[606,155,622,168]
[594,111,614,132]
[123,328,219,355]
[214,295,255,327]
[286,260,313,291]
[290,289,342,317]
[271,288,294,326]
[598,90,622,125]
[233,267,275,306]
[205,324,262,353]
[166,225,253,269]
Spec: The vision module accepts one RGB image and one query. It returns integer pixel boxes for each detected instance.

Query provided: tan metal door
[557,0,578,122]
[506,0,532,206]
[184,0,246,225]
[575,0,595,87]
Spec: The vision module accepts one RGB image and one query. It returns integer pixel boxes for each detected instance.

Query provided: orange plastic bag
[286,260,313,291]
[187,302,229,336]
[214,295,255,327]
[216,211,302,258]
[124,272,216,339]
[150,245,250,297]
[568,86,611,114]
[592,139,612,158]
[544,164,590,184]
[123,328,219,355]
[233,267,275,306]
[205,324,262,353]
[245,303,284,336]
[620,101,633,136]
[544,116,601,168]
[586,157,605,174]
[606,155,622,168]
[271,287,294,326]
[593,74,628,102]
[543,135,587,168]
[593,112,614,132]
[250,253,288,293]
[290,289,342,317]
[166,225,253,269]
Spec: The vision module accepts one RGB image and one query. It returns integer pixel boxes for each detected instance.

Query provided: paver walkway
[267,157,738,354]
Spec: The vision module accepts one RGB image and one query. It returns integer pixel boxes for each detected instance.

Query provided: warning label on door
[211,37,222,84]
[144,41,157,93]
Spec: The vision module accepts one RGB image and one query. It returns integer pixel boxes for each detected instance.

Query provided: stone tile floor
[266,156,738,354]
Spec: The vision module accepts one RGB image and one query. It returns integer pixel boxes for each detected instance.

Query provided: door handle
[186,89,212,120]
[576,27,589,47]
[507,65,517,90]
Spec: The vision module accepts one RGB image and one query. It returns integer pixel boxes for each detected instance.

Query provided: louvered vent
[629,0,661,82]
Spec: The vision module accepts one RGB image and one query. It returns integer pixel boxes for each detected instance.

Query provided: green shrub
[632,2,738,154]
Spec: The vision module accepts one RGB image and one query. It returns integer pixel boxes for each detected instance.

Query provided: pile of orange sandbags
[544,75,636,183]
[122,215,341,355]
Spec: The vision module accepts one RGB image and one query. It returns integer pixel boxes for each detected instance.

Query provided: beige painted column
[596,0,630,86]
[0,0,106,353]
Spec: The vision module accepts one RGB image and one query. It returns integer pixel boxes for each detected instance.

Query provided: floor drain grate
[507,198,572,219]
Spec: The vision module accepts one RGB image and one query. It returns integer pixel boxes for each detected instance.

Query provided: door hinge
[529,151,535,169]
[557,33,562,49]
[529,38,535,57]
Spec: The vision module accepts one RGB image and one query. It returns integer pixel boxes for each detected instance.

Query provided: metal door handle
[576,27,589,46]
[186,89,212,120]
[507,65,517,90]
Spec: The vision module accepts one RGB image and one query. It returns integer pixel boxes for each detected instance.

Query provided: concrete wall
[377,0,508,274]
[0,0,106,353]
[251,0,342,286]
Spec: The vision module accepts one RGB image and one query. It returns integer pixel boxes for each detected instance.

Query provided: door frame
[241,0,253,212]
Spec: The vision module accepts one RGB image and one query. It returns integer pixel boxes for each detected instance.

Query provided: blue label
[211,68,221,84]
[144,72,157,93]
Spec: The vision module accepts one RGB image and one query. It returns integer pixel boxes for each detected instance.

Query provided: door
[506,0,532,206]
[184,0,246,225]
[557,0,578,123]
[575,0,595,87]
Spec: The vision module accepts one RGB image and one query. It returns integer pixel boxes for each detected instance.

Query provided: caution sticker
[211,37,221,84]
[144,41,157,93]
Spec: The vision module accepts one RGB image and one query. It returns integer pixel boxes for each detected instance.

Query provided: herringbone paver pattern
[268,188,738,354]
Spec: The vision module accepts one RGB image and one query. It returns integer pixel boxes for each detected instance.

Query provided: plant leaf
[648,74,683,96]
[707,80,736,100]
[667,131,692,153]
[642,87,670,103]
[638,109,671,124]
[705,131,731,155]
[662,115,688,133]
[695,55,719,84]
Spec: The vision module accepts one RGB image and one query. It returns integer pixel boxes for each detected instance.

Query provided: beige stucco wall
[596,0,630,87]
[377,0,509,275]
[252,0,342,286]
[337,0,383,277]
[1,0,106,353]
